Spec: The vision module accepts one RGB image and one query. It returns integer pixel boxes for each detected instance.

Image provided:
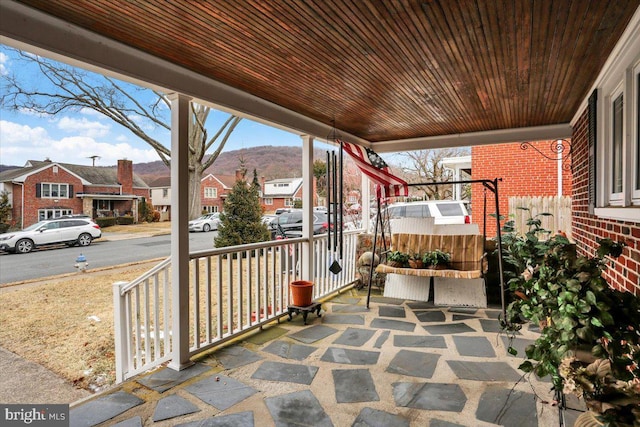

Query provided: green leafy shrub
[116,216,134,225]
[95,217,117,228]
[500,209,639,424]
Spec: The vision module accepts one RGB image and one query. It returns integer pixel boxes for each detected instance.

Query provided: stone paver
[370,318,416,331]
[393,382,467,412]
[152,394,200,422]
[333,327,376,347]
[67,297,557,427]
[352,407,409,427]
[185,374,257,411]
[137,363,211,393]
[262,340,317,360]
[265,390,332,427]
[251,361,318,384]
[386,349,440,378]
[176,412,255,427]
[446,360,522,382]
[320,347,380,365]
[414,310,446,322]
[111,417,143,427]
[453,336,496,357]
[373,330,390,348]
[394,334,447,348]
[70,391,143,427]
[476,386,538,426]
[333,369,379,403]
[378,305,406,317]
[322,313,365,325]
[423,322,475,334]
[214,346,262,369]
[289,324,338,343]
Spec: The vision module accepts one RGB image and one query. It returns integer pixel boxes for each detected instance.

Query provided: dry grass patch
[0,263,155,391]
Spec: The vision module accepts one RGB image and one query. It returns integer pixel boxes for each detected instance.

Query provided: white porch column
[168,93,192,371]
[301,135,314,280]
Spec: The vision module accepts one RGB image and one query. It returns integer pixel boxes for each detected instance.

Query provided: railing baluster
[205,256,212,344]
[226,253,233,337]
[217,255,223,338]
[237,251,244,332]
[163,267,171,357]
[193,258,200,349]
[153,275,160,360]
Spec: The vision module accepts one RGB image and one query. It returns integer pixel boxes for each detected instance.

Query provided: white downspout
[557,142,563,197]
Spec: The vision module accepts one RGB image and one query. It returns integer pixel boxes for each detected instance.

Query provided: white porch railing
[113,230,360,382]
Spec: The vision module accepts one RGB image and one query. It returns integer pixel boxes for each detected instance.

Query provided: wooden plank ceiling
[14,0,640,144]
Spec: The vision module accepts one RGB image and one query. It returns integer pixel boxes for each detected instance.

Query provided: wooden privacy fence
[508,196,572,239]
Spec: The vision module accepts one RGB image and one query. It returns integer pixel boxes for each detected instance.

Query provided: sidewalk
[0,347,89,404]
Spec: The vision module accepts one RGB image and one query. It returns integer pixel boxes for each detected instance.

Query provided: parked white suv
[376,200,471,225]
[0,217,102,254]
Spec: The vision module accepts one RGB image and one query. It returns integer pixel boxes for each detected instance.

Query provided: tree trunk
[188,163,205,220]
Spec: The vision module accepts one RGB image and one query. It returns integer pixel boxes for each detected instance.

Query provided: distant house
[0,159,149,228]
[149,170,244,218]
[147,176,171,221]
[260,177,318,212]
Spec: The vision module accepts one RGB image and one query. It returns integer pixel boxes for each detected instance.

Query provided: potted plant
[422,249,451,269]
[386,250,409,268]
[408,251,424,269]
[500,210,640,425]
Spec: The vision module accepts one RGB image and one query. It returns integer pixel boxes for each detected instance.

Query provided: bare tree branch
[0,48,242,219]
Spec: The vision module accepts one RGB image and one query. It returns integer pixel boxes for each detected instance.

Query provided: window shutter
[35,183,41,198]
[69,185,74,198]
[588,89,597,214]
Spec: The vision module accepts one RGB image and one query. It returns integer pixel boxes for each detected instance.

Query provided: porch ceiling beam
[0,1,367,147]
[370,124,573,153]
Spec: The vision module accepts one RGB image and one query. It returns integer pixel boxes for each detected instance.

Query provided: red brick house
[149,171,243,218]
[0,159,149,228]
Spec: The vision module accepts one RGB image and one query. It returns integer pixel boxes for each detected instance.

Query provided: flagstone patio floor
[69,289,586,426]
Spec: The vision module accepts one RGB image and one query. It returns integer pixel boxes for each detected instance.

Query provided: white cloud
[0,52,8,75]
[57,116,110,138]
[127,114,155,131]
[79,107,105,118]
[0,120,157,166]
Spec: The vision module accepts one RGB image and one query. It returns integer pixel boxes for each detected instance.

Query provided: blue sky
[0,45,327,168]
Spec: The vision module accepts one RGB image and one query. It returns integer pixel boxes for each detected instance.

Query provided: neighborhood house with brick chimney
[0,159,150,228]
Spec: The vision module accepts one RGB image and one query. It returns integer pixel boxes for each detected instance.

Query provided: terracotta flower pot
[290,280,314,306]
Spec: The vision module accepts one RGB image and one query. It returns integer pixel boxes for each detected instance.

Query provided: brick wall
[471,140,573,237]
[22,166,84,226]
[117,159,133,194]
[572,110,639,296]
[200,175,227,213]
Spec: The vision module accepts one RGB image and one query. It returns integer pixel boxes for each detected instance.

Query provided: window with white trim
[609,85,624,205]
[284,198,294,207]
[38,209,72,220]
[592,22,640,220]
[40,183,70,199]
[263,197,273,205]
[204,187,217,198]
[634,66,640,202]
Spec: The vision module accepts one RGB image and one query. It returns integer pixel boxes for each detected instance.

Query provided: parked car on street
[0,216,102,254]
[370,200,470,231]
[268,210,331,239]
[188,212,221,232]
